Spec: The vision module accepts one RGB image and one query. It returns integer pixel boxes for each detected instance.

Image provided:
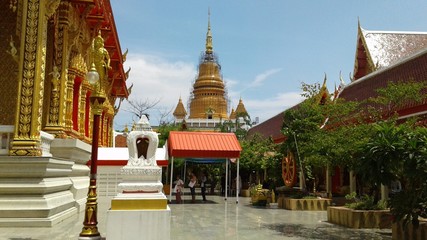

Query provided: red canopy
[167,131,241,158]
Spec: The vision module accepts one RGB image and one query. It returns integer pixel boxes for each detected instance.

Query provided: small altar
[106,116,170,240]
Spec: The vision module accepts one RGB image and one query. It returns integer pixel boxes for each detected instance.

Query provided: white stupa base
[106,206,170,240]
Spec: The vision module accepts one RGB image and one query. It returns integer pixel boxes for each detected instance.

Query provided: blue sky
[111,0,427,129]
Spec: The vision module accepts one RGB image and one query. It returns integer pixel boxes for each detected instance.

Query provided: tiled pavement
[0,195,392,240]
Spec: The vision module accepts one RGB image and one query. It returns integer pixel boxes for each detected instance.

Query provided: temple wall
[0,1,19,125]
[0,0,127,227]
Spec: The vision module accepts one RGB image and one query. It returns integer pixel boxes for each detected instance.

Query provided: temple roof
[353,23,427,80]
[173,97,187,118]
[168,131,241,158]
[229,108,236,119]
[247,111,286,143]
[250,23,427,143]
[341,47,427,118]
[235,98,249,117]
[248,77,329,143]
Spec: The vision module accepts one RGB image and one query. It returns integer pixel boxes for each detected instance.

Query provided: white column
[169,156,174,202]
[236,159,239,204]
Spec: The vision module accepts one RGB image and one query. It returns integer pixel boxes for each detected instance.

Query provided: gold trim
[111,199,168,210]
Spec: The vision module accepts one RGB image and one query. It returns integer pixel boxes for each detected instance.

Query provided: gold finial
[122,48,128,62]
[94,30,104,46]
[322,73,327,88]
[205,8,213,54]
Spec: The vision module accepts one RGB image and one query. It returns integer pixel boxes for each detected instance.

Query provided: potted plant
[250,184,270,206]
[327,192,391,229]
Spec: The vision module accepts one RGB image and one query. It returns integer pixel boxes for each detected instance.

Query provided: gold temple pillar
[79,83,89,140]
[103,115,108,146]
[44,2,71,136]
[10,0,60,156]
[65,70,75,132]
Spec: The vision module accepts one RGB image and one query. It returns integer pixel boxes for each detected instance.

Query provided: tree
[125,97,161,120]
[390,126,427,228]
[368,80,426,117]
[156,123,180,147]
[355,121,427,227]
[280,80,426,194]
[239,133,277,185]
[217,112,252,140]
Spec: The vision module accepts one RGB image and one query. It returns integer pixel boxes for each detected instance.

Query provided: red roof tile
[341,47,427,118]
[247,112,285,143]
[168,131,241,158]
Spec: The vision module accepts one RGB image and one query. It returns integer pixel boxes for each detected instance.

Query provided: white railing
[186,118,221,128]
[40,131,54,157]
[0,126,54,156]
[0,125,13,155]
[97,171,122,196]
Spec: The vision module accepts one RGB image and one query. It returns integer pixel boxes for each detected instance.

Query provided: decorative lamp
[86,63,99,85]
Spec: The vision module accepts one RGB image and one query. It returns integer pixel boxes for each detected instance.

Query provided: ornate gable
[353,22,427,80]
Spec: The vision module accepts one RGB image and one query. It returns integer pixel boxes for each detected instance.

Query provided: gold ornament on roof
[205,8,213,54]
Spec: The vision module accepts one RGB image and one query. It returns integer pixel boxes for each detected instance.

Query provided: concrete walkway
[0,195,392,240]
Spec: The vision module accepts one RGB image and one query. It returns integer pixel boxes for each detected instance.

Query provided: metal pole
[236,159,239,204]
[225,159,228,201]
[293,132,306,191]
[169,156,174,202]
[79,32,108,239]
[79,107,102,240]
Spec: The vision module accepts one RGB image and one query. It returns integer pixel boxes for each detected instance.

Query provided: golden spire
[173,97,187,119]
[235,98,249,117]
[189,9,228,120]
[229,108,236,119]
[318,73,330,105]
[205,8,213,54]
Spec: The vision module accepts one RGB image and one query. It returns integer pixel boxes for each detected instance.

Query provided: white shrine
[106,115,170,239]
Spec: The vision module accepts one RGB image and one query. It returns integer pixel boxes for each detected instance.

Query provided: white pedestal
[106,206,171,240]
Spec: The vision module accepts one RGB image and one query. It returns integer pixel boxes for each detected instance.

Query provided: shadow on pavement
[264,223,392,240]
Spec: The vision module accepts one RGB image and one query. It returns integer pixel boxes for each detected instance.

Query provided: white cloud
[249,68,282,88]
[113,55,301,130]
[231,68,283,99]
[244,92,304,124]
[114,53,196,128]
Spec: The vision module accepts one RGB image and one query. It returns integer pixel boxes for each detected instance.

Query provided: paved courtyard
[0,195,392,240]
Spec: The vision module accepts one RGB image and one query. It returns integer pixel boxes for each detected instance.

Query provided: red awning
[168,131,241,158]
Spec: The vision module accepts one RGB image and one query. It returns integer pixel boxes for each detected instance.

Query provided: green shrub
[289,192,306,199]
[345,192,387,210]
